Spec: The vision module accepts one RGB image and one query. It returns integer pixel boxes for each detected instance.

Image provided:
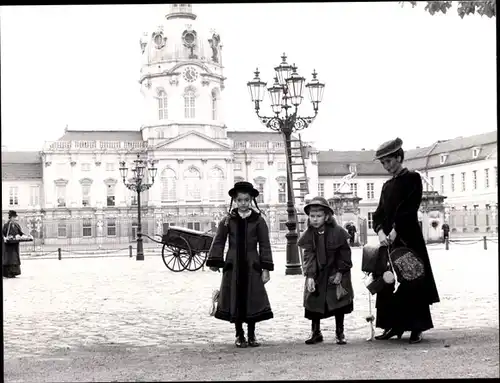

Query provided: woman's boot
[305,319,323,344]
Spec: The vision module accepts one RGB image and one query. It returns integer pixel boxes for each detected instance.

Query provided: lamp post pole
[247,53,325,275]
[119,153,158,261]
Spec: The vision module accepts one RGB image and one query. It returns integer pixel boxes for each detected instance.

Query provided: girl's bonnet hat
[228,181,259,198]
[303,196,333,216]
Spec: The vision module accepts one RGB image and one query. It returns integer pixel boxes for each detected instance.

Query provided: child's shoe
[336,331,347,345]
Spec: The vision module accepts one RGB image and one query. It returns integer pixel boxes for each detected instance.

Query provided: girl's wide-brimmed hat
[8,210,18,218]
[303,196,334,216]
[228,181,259,198]
[374,137,403,160]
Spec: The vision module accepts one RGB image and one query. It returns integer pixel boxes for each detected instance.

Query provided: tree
[400,1,496,18]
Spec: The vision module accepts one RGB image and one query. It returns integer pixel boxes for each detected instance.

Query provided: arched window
[209,167,225,201]
[161,168,177,202]
[184,167,201,200]
[211,89,218,120]
[184,88,196,119]
[158,90,168,120]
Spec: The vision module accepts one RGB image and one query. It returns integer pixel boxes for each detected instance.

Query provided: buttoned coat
[298,220,354,315]
[206,209,274,324]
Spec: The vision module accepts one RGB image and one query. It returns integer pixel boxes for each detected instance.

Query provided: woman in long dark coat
[3,210,24,278]
[207,181,274,348]
[298,196,354,345]
[372,138,440,344]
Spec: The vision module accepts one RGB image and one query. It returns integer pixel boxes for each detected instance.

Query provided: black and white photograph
[1,1,498,381]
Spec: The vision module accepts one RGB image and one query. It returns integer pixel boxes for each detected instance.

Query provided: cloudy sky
[0,2,496,152]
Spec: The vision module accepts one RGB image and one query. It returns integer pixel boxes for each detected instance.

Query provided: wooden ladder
[285,133,310,267]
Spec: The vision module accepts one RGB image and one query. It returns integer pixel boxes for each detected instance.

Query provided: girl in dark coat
[207,181,274,348]
[372,138,440,344]
[2,210,24,278]
[298,196,354,345]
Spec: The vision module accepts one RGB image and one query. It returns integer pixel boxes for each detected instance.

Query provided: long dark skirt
[3,242,21,278]
[376,282,433,332]
[305,302,354,320]
[3,264,21,278]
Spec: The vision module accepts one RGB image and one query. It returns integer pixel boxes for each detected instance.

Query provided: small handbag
[336,283,349,300]
[208,289,219,317]
[365,275,386,295]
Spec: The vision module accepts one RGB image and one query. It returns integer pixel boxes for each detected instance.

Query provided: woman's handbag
[388,246,425,282]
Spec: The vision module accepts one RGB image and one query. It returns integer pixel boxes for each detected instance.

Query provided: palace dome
[140,4,223,69]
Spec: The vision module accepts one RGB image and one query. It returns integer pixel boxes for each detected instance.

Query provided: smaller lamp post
[119,154,158,261]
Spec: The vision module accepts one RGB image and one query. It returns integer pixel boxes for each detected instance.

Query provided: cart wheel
[184,251,208,272]
[162,239,191,272]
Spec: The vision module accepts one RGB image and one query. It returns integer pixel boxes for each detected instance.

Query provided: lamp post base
[136,236,145,261]
[285,264,303,275]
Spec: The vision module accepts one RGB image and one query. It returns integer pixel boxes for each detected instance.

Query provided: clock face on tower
[182,67,198,82]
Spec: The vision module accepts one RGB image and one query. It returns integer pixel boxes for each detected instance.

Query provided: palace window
[278,181,286,203]
[333,183,341,193]
[255,162,264,170]
[440,175,445,194]
[318,183,324,197]
[9,186,19,206]
[29,186,40,207]
[350,183,358,197]
[158,90,168,120]
[461,172,466,192]
[366,183,374,199]
[255,181,265,204]
[472,170,477,190]
[278,162,286,170]
[450,174,455,192]
[57,221,67,238]
[211,89,218,120]
[107,184,116,207]
[106,163,115,172]
[485,168,490,188]
[184,167,201,201]
[368,212,374,229]
[184,88,196,119]
[81,163,91,172]
[161,168,177,202]
[187,222,201,231]
[107,218,117,236]
[82,184,91,206]
[56,185,67,207]
[209,168,225,202]
[82,218,92,237]
[234,162,242,171]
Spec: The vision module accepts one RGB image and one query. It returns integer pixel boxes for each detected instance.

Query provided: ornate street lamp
[247,53,325,275]
[119,153,158,261]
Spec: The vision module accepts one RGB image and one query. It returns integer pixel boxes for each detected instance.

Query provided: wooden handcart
[157,226,214,272]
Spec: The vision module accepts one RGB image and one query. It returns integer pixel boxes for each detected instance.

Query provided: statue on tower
[208,33,221,63]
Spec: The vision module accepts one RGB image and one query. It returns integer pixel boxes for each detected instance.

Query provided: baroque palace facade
[1,4,497,245]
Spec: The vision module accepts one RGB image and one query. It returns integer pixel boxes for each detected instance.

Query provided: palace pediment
[154,131,232,151]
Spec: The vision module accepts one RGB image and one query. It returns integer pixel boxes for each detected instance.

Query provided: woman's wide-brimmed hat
[374,137,403,160]
[303,196,334,216]
[228,181,259,198]
[8,210,18,218]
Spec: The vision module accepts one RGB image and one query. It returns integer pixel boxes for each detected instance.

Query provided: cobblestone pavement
[3,242,499,380]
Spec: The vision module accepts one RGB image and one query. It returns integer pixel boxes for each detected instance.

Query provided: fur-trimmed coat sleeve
[298,228,317,279]
[206,218,228,269]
